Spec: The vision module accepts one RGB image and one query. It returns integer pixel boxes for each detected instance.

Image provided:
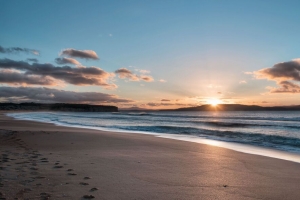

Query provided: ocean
[7,111,300,163]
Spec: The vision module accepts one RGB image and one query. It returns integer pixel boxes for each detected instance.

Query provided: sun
[207,98,222,106]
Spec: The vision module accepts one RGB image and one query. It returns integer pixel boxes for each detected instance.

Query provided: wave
[9,112,300,131]
[127,112,151,116]
[7,112,300,154]
[203,121,251,127]
[109,125,300,151]
[115,112,300,123]
[23,111,300,124]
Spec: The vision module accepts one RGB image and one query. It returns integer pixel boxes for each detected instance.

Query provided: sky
[1,0,300,109]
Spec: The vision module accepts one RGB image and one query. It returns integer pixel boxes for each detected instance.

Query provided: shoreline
[1,112,300,199]
[7,111,300,164]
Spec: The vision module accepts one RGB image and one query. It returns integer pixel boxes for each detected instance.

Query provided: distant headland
[0,103,118,112]
[161,104,300,111]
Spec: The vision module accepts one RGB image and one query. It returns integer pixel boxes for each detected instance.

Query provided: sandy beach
[1,112,300,200]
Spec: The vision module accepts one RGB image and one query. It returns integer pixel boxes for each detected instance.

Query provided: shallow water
[7,111,300,163]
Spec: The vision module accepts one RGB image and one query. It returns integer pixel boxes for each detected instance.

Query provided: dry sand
[0,112,300,200]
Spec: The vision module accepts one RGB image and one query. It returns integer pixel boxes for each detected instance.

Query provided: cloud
[253,59,300,93]
[55,57,80,65]
[254,59,300,81]
[147,102,160,107]
[115,68,154,82]
[0,69,59,86]
[161,99,171,101]
[268,81,300,93]
[0,87,132,103]
[32,51,39,55]
[60,48,99,60]
[27,58,38,62]
[239,80,247,84]
[0,45,39,55]
[140,75,154,82]
[115,68,139,81]
[135,69,150,74]
[0,58,116,89]
[159,79,167,83]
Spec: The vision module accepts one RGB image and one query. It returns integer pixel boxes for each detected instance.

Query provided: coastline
[1,112,300,199]
[7,111,300,164]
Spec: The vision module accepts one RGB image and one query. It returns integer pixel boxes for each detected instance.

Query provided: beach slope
[0,113,300,200]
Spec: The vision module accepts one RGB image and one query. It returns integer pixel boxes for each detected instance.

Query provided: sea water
[7,111,300,163]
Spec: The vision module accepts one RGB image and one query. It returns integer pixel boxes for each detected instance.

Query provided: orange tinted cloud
[140,75,154,82]
[55,57,80,65]
[115,68,154,82]
[115,68,140,81]
[253,59,300,93]
[268,81,300,93]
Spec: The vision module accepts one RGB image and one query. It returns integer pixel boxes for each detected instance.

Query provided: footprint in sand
[82,194,95,199]
[68,173,77,176]
[40,192,51,200]
[53,166,63,169]
[90,188,98,192]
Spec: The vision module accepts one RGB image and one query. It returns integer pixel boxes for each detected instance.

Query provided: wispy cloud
[115,68,154,82]
[135,69,150,74]
[60,48,99,60]
[140,75,154,82]
[0,45,39,55]
[27,58,38,62]
[115,68,139,81]
[55,57,80,65]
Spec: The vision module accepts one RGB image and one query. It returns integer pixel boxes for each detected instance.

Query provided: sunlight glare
[207,99,222,106]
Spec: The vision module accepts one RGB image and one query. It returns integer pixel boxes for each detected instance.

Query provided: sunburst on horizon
[207,98,222,106]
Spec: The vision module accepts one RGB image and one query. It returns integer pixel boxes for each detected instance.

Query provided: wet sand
[0,112,300,200]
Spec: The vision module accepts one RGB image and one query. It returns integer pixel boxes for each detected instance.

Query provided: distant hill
[0,103,118,112]
[160,104,300,111]
[119,107,155,112]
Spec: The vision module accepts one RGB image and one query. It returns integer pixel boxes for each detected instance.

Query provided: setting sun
[207,99,222,106]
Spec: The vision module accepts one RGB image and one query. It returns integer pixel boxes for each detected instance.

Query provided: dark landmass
[0,103,118,112]
[160,104,300,111]
[119,108,154,112]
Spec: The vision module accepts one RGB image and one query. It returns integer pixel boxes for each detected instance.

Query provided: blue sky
[1,0,300,108]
